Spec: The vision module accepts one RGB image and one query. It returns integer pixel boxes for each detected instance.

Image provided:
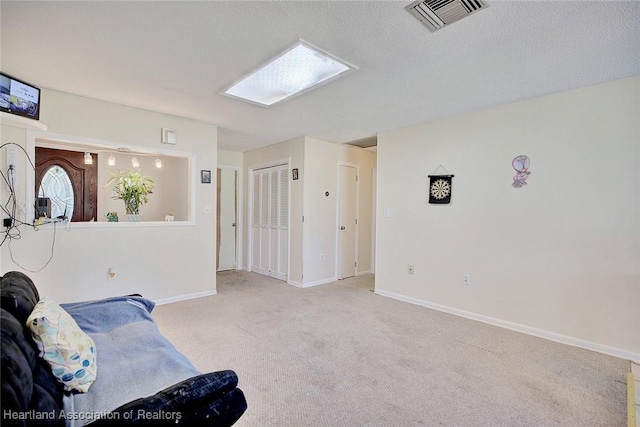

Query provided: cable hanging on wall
[1,142,68,271]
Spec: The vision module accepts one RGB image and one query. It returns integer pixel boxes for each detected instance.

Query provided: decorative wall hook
[511,155,531,188]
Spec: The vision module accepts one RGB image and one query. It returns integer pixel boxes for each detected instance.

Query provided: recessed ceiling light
[223,40,357,107]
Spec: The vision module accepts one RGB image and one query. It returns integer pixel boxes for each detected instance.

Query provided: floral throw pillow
[26,297,97,392]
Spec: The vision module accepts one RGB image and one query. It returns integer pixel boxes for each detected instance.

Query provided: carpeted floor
[152,271,628,426]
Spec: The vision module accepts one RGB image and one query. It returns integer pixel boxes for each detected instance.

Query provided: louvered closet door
[251,165,288,281]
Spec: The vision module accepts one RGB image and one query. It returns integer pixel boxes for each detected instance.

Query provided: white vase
[126,214,141,222]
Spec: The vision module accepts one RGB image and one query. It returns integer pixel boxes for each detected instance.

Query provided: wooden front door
[35,147,97,222]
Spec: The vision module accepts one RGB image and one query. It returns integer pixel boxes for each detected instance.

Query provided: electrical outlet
[320,253,324,261]
[463,273,471,285]
[408,265,414,274]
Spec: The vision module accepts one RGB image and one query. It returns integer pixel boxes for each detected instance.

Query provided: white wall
[376,76,640,359]
[1,89,218,303]
[302,137,374,285]
[157,156,189,221]
[218,149,243,167]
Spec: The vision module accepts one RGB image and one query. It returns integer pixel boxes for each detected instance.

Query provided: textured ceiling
[1,1,639,152]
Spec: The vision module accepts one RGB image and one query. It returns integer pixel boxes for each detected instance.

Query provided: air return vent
[406,0,487,32]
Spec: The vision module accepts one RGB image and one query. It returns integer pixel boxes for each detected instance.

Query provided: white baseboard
[154,290,217,306]
[356,270,372,276]
[289,277,337,288]
[375,289,640,363]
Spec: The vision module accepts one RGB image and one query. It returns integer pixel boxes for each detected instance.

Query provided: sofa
[0,271,247,426]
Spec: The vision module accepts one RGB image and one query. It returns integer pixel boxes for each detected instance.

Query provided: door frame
[217,164,243,271]
[371,167,377,274]
[247,158,290,279]
[335,161,360,279]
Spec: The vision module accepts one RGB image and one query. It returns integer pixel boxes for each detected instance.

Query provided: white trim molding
[375,289,640,363]
[154,290,217,306]
[289,277,337,288]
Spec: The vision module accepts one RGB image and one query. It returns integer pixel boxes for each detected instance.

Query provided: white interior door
[217,168,237,271]
[251,165,288,281]
[338,165,358,279]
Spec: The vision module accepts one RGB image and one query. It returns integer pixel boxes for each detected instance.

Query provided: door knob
[232,223,236,227]
[340,226,346,230]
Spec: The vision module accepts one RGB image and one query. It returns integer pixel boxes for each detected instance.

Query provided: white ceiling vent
[406,0,487,32]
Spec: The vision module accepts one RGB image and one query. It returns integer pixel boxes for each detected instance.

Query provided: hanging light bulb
[84,152,93,165]
[107,155,116,166]
[131,157,140,168]
[155,158,162,168]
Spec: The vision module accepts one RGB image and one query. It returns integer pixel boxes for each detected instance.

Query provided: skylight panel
[223,41,355,107]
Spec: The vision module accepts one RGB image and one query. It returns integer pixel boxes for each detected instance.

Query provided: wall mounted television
[0,72,41,120]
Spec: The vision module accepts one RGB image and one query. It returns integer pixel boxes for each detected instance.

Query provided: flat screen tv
[0,72,40,120]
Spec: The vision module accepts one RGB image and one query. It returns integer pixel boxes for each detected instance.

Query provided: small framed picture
[201,170,211,184]
[292,168,299,180]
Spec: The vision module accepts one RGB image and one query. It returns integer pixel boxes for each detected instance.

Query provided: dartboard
[430,179,451,200]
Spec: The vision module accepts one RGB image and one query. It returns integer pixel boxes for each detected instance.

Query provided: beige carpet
[152,271,628,426]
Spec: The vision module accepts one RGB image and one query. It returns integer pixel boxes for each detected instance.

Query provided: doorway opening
[217,168,238,271]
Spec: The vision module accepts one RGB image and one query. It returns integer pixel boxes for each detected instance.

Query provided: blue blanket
[62,296,156,333]
[61,297,200,427]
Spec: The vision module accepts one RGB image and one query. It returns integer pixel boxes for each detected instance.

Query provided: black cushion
[1,273,65,427]
[88,371,247,426]
[1,271,40,323]
[1,309,35,410]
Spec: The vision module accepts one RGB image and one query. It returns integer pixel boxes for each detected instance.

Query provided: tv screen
[0,72,40,120]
